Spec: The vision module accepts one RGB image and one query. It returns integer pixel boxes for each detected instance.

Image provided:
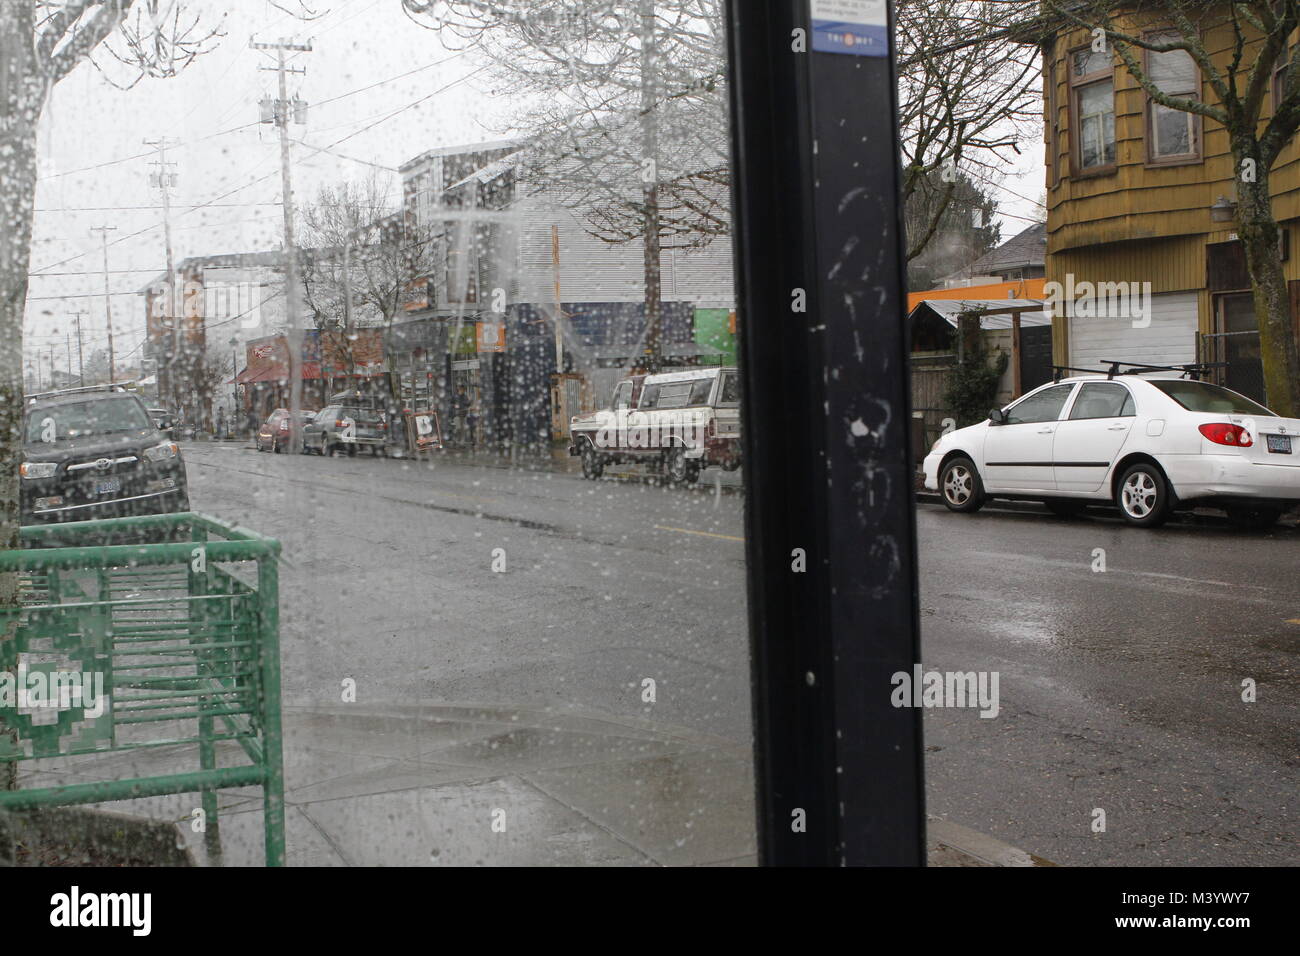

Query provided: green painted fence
[0,512,285,866]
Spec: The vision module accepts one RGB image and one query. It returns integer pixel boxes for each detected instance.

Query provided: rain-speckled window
[2,0,1297,891]
[2,0,754,870]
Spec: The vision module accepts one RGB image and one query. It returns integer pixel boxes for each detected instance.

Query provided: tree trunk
[0,0,43,791]
[640,0,663,373]
[1236,159,1300,417]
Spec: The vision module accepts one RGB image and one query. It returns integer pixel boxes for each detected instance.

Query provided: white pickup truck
[568,366,742,483]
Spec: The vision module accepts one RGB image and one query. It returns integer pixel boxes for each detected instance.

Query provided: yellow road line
[1286,619,1300,626]
[654,524,745,542]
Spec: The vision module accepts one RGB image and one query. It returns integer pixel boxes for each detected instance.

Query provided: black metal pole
[726,0,926,865]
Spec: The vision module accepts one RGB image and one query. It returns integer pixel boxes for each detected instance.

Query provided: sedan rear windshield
[25,398,153,443]
[1150,381,1274,416]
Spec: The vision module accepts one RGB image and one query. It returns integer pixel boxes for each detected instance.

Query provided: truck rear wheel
[665,446,700,485]
[581,442,604,479]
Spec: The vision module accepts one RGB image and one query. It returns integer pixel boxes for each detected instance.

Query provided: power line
[34,202,283,213]
[27,51,484,288]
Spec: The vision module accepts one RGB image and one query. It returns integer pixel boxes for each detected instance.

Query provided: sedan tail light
[1199,423,1253,447]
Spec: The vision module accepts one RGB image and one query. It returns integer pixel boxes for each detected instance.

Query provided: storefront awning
[232,363,387,385]
[234,365,290,385]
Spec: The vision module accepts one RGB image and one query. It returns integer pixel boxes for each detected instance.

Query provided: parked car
[147,407,176,437]
[256,408,319,453]
[20,385,190,524]
[924,371,1300,529]
[303,405,388,456]
[569,366,742,483]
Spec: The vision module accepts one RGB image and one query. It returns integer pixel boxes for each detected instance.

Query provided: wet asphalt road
[182,441,1298,866]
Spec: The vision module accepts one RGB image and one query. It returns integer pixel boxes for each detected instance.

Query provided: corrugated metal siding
[1067,291,1200,368]
[1048,235,1204,293]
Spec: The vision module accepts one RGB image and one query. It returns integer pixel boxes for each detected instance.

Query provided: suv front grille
[65,455,139,474]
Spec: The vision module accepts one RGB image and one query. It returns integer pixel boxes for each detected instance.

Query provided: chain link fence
[1199,331,1266,405]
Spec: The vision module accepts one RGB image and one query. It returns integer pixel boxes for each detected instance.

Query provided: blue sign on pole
[810,0,889,57]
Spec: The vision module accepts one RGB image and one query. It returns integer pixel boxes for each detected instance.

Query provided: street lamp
[1211,195,1238,223]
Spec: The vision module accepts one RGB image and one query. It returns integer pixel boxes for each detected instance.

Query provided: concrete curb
[0,806,194,867]
[927,816,1056,867]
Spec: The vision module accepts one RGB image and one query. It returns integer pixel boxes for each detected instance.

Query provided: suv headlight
[143,442,179,462]
[20,461,57,479]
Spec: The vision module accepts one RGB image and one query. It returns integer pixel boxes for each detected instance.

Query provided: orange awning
[906,278,1045,314]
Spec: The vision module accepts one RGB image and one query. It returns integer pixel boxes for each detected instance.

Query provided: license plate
[1266,434,1293,454]
[94,478,122,495]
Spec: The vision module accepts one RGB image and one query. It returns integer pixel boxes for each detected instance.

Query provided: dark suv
[20,386,191,524]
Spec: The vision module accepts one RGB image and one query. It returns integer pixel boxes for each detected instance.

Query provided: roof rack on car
[25,383,131,404]
[1051,361,1226,383]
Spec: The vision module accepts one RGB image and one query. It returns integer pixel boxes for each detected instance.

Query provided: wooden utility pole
[253,37,311,453]
[90,226,118,382]
[144,138,179,405]
[68,309,88,385]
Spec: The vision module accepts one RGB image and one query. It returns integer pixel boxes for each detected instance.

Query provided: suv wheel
[939,456,984,513]
[1116,462,1170,528]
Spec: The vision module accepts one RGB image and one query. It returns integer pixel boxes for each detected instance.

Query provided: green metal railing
[0,512,285,866]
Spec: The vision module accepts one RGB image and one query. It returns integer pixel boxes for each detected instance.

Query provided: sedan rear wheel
[939,456,984,513]
[1116,463,1169,528]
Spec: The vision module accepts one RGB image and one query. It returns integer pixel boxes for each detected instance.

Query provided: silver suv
[302,405,387,456]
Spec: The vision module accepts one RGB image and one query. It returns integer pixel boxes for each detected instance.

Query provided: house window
[1070,47,1115,172]
[1273,45,1295,114]
[1145,32,1200,162]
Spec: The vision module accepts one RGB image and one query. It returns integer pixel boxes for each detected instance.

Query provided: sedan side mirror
[988,408,1008,426]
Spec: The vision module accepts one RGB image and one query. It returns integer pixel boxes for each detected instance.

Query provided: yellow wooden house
[1044,17,1300,402]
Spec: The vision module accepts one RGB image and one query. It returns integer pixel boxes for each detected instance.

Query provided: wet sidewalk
[16,702,1047,866]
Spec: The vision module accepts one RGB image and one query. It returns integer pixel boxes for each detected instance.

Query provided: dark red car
[255,408,318,453]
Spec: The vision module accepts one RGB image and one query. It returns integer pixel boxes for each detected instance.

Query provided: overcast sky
[24,0,1044,375]
[26,0,497,372]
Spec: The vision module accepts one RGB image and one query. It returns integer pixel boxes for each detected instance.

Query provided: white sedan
[923,374,1300,529]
